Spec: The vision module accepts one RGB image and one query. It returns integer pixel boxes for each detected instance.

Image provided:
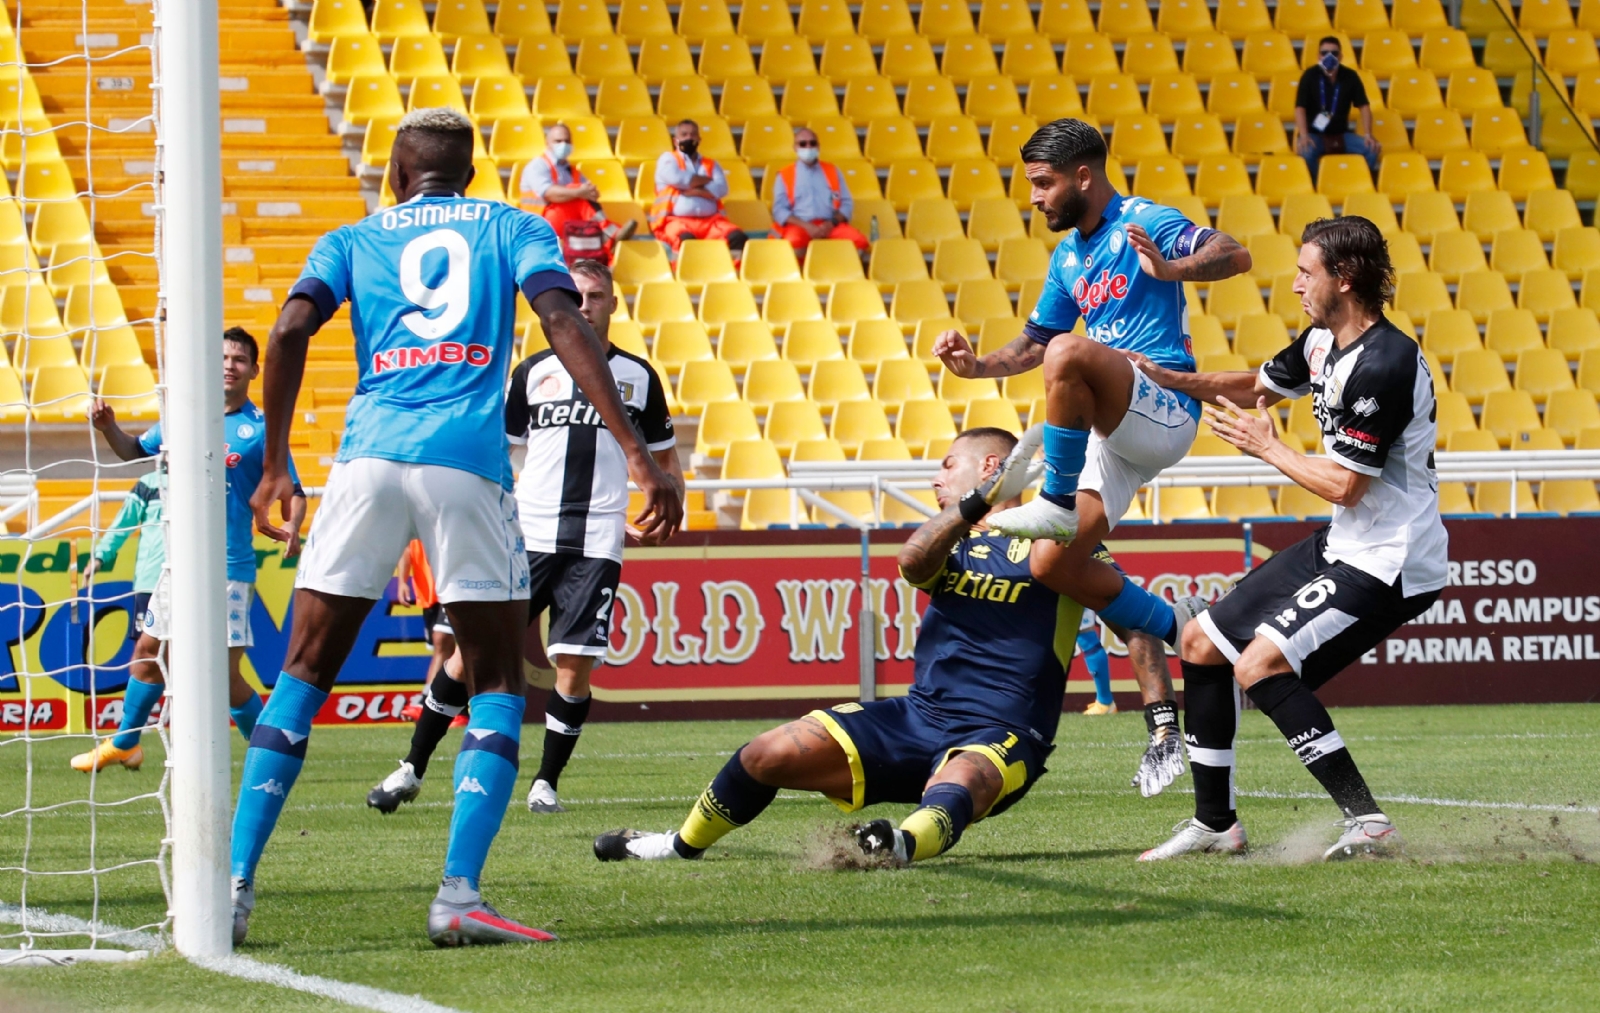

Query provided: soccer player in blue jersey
[238,109,681,947]
[592,427,1089,866]
[74,328,304,773]
[934,118,1252,649]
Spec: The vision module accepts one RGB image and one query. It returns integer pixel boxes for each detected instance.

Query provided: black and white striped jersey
[504,345,675,561]
[1260,318,1449,596]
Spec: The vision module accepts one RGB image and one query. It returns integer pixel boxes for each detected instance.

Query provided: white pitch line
[0,902,464,1013]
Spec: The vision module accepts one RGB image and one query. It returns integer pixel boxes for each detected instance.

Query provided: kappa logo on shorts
[458,579,504,590]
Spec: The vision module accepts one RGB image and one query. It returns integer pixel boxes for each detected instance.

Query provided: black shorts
[1197,529,1441,690]
[810,696,1051,819]
[422,603,454,640]
[527,551,622,658]
[131,592,152,640]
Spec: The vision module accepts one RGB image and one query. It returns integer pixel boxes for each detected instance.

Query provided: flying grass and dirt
[3,703,1599,1012]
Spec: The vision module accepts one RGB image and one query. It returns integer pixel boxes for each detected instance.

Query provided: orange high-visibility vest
[778,161,842,218]
[520,153,586,215]
[649,150,723,226]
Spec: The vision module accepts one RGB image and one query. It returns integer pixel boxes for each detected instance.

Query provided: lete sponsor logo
[1072,270,1130,311]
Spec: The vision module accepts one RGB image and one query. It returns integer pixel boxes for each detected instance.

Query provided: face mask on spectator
[549,141,572,161]
[797,145,820,164]
[678,139,698,158]
[1319,52,1339,73]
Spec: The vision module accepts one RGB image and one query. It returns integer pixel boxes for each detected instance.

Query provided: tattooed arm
[1126,225,1252,283]
[897,501,971,587]
[932,329,1047,380]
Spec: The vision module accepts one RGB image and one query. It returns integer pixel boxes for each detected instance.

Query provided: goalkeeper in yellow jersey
[596,426,1104,865]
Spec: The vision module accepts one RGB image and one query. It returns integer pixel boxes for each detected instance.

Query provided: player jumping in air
[367,258,683,816]
[593,427,1107,866]
[74,329,304,772]
[933,118,1250,649]
[1130,217,1446,860]
[237,108,681,947]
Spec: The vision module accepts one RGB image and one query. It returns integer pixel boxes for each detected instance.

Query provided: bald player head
[390,107,477,203]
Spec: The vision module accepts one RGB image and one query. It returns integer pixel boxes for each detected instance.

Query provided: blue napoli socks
[112,678,164,750]
[231,674,328,882]
[1097,576,1179,645]
[441,692,524,891]
[1040,423,1089,511]
[1078,629,1114,705]
[230,692,264,740]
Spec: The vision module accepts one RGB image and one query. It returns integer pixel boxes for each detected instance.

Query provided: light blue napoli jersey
[1025,194,1213,418]
[289,194,576,488]
[140,401,299,583]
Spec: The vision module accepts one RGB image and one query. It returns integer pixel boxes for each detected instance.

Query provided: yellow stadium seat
[1430,390,1477,448]
[847,319,910,366]
[920,0,977,41]
[798,240,865,292]
[1412,110,1470,159]
[864,117,925,169]
[1553,226,1600,281]
[1255,155,1314,206]
[1429,229,1487,284]
[720,76,779,125]
[1466,108,1527,160]
[1246,231,1299,282]
[555,0,614,36]
[906,198,966,252]
[407,74,470,113]
[783,318,846,369]
[1132,155,1195,202]
[718,320,780,373]
[808,359,871,410]
[942,34,1002,84]
[953,279,1015,326]
[931,238,992,292]
[1522,191,1581,246]
[1097,0,1153,39]
[892,279,954,327]
[764,279,827,333]
[695,400,762,457]
[62,284,127,334]
[1423,308,1483,363]
[1401,191,1459,245]
[976,316,1026,356]
[819,35,879,80]
[613,0,673,41]
[827,280,890,333]
[839,76,900,127]
[612,240,673,295]
[495,0,553,36]
[872,357,936,410]
[1520,268,1579,323]
[882,159,943,213]
[757,37,816,88]
[1188,33,1244,81]
[857,0,916,41]
[1334,193,1396,240]
[531,75,590,120]
[738,239,801,296]
[988,115,1041,165]
[1540,477,1600,514]
[676,0,733,40]
[1457,269,1516,325]
[697,280,761,333]
[325,34,386,85]
[1580,348,1600,394]
[653,320,716,376]
[1459,189,1522,243]
[1002,35,1060,80]
[1489,228,1549,283]
[79,322,144,373]
[1387,73,1444,118]
[1547,30,1600,78]
[830,400,895,457]
[1209,69,1270,115]
[1391,0,1448,29]
[470,75,532,126]
[1550,307,1600,360]
[1216,194,1276,239]
[1514,346,1576,404]
[1122,33,1183,84]
[1202,274,1267,328]
[309,0,371,43]
[1484,307,1545,364]
[1037,0,1095,38]
[1414,31,1474,78]
[868,237,931,291]
[94,361,158,422]
[1217,0,1274,36]
[880,34,941,83]
[937,369,1002,411]
[961,397,1023,433]
[972,0,1032,36]
[1233,114,1292,162]
[696,37,756,83]
[1277,0,1333,33]
[27,363,90,422]
[1026,72,1088,120]
[970,199,1029,253]
[1264,71,1303,122]
[1086,74,1145,120]
[370,0,431,41]
[928,122,992,170]
[434,0,492,40]
[743,358,808,411]
[1545,388,1600,442]
[1171,113,1232,163]
[1480,390,1542,447]
[1266,274,1306,325]
[1194,155,1254,206]
[675,240,739,295]
[1234,313,1291,366]
[966,76,1025,124]
[1335,0,1390,33]
[1158,0,1215,38]
[1314,155,1374,202]
[764,398,828,452]
[1395,271,1454,323]
[1447,429,1501,453]
[633,280,696,336]
[513,37,571,82]
[1110,114,1170,163]
[897,397,959,454]
[1452,346,1513,403]
[1359,30,1417,75]
[455,35,513,79]
[1238,31,1298,81]
[1482,29,1542,77]
[1147,73,1207,122]
[360,117,402,169]
[736,0,795,38]
[740,115,796,166]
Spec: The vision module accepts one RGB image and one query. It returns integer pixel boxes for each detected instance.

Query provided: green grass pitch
[3,703,1599,1012]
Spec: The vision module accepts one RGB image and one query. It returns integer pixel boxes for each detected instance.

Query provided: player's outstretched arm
[1124,351,1278,410]
[532,288,683,543]
[1206,396,1370,507]
[252,296,320,543]
[90,399,149,461]
[934,329,1045,380]
[898,504,972,587]
[1126,225,1251,283]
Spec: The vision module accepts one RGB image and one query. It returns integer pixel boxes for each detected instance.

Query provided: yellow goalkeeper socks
[898,782,975,862]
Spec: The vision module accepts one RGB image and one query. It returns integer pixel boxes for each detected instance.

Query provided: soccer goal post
[157,0,231,958]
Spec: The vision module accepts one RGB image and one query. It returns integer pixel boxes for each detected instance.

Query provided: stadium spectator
[1294,37,1381,186]
[771,127,868,257]
[518,122,635,266]
[649,119,747,256]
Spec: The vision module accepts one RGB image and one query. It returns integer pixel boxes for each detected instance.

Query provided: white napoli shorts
[296,458,531,603]
[144,573,254,647]
[1081,364,1199,529]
